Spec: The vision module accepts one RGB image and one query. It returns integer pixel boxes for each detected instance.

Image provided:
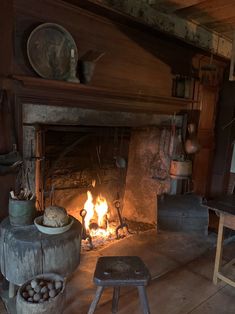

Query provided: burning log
[89,220,99,230]
[83,190,109,231]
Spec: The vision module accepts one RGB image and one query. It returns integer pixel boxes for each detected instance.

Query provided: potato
[22,291,29,299]
[33,293,41,302]
[34,285,41,293]
[49,289,56,298]
[25,284,32,291]
[55,281,62,290]
[43,292,49,300]
[28,289,35,297]
[47,282,55,290]
[30,279,38,289]
[40,286,48,294]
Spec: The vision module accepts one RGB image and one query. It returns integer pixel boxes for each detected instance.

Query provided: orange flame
[84,191,94,230]
[95,194,108,226]
[83,191,109,232]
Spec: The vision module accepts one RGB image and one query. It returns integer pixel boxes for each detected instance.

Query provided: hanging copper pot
[185,123,200,154]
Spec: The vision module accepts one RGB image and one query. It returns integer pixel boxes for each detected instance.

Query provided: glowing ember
[89,225,112,238]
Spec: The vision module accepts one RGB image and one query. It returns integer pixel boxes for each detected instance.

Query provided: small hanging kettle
[185,123,200,154]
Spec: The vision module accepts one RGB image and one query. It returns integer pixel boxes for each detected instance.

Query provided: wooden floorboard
[1,231,235,314]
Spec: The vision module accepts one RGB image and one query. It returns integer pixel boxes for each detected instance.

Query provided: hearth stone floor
[1,229,235,314]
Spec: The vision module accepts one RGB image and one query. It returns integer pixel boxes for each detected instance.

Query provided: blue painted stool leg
[138,286,151,314]
[88,286,104,314]
[112,286,120,313]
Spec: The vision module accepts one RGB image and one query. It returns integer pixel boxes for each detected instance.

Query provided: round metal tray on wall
[27,23,78,80]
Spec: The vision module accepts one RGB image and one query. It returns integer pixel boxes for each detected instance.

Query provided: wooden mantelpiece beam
[8,76,195,115]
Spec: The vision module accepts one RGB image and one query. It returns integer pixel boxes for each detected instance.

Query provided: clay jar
[185,123,200,154]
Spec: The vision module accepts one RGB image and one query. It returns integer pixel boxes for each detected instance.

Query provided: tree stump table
[0,217,82,297]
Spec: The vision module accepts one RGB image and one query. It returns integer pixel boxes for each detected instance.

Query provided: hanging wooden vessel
[185,123,200,154]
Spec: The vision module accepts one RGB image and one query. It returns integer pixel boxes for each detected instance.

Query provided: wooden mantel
[1,75,196,115]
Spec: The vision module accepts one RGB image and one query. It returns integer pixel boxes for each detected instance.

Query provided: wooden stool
[88,256,151,314]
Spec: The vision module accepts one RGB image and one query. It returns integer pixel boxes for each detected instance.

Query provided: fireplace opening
[36,125,136,248]
[22,104,185,249]
[35,123,170,249]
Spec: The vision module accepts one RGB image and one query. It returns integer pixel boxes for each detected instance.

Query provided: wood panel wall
[193,85,218,196]
[12,0,195,97]
[210,80,235,196]
[0,0,228,218]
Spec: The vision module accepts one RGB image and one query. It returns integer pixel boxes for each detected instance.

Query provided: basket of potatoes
[16,273,65,314]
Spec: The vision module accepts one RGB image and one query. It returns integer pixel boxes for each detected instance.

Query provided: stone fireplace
[22,103,183,244]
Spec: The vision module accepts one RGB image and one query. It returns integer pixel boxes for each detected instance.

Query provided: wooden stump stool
[88,256,151,314]
[0,217,82,297]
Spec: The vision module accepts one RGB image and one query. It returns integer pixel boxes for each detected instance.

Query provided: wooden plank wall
[209,81,235,196]
[193,85,218,196]
[0,0,228,219]
[13,0,195,97]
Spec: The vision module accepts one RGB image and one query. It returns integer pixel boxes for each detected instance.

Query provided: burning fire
[83,190,111,237]
[84,191,95,230]
[95,195,108,227]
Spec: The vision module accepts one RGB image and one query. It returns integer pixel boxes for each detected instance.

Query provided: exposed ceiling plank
[204,17,235,29]
[223,31,235,39]
[147,0,205,14]
[175,0,235,18]
[187,6,235,23]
